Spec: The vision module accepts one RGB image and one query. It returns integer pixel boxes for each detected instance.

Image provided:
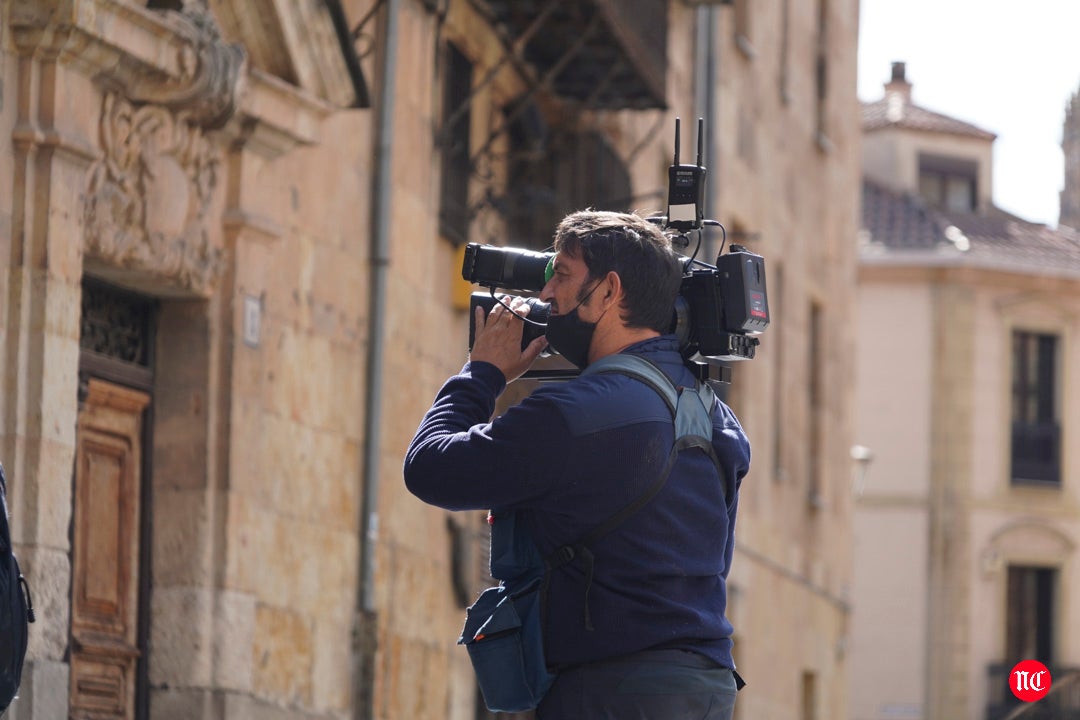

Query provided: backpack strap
[542,354,723,631]
[583,354,723,479]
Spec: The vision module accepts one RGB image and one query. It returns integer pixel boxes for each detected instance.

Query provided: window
[505,125,631,250]
[778,0,791,104]
[813,0,829,144]
[918,154,977,212]
[1006,566,1055,664]
[807,302,824,510]
[440,42,473,245]
[1011,331,1060,485]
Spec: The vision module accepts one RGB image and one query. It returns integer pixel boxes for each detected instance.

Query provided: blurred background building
[0,0,857,718]
[851,62,1080,720]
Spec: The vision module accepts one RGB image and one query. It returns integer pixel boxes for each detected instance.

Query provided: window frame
[917,153,978,212]
[1009,329,1061,487]
[439,41,474,246]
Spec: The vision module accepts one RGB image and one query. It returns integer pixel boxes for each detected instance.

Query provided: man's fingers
[523,335,547,363]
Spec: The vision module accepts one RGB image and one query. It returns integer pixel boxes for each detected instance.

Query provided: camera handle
[484,291,548,328]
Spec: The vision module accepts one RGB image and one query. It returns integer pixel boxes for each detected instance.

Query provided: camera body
[461,117,769,379]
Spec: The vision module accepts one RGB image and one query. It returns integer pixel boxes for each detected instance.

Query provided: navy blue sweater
[404,336,750,670]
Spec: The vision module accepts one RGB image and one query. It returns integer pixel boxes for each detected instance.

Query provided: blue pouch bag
[459,575,555,713]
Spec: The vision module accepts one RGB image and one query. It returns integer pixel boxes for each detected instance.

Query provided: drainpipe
[694,4,719,262]
[694,5,730,399]
[354,0,399,717]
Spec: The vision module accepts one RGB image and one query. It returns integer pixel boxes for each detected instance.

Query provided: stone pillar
[925,282,976,720]
[4,21,102,720]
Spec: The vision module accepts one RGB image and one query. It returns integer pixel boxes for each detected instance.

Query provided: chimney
[884,61,912,105]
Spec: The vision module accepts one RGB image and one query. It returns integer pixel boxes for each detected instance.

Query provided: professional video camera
[461,118,769,382]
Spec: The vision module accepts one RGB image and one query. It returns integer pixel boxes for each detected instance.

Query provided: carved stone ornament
[83,93,225,295]
[128,2,249,130]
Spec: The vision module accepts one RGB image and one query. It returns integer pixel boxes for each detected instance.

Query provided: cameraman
[404,210,749,719]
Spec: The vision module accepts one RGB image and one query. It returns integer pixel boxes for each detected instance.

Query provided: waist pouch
[459,576,555,713]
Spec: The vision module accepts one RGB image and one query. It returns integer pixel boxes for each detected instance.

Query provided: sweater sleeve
[403,361,570,511]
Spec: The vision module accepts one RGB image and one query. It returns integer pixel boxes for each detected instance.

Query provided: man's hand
[470,296,548,383]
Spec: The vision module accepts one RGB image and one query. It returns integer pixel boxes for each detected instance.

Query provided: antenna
[696,117,704,168]
[674,117,681,166]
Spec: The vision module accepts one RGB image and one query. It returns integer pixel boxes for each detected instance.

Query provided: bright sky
[857,0,1080,227]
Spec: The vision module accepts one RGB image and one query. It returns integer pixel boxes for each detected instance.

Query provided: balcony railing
[1011,421,1061,485]
[986,663,1080,720]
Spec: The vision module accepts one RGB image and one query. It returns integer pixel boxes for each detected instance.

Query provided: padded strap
[582,354,677,415]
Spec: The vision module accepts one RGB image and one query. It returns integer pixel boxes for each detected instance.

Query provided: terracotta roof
[862,96,997,140]
[860,180,1080,275]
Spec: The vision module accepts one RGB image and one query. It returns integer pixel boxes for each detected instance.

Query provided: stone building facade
[0,1,859,719]
[852,63,1080,720]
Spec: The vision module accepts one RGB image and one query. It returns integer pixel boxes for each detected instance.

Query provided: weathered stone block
[6,659,69,720]
[150,586,214,687]
[15,437,75,550]
[311,617,352,714]
[253,603,314,707]
[152,488,212,586]
[213,590,256,692]
[17,546,71,662]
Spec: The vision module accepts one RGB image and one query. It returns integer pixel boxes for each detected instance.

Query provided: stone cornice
[10,0,247,129]
[858,255,1080,287]
[224,68,333,159]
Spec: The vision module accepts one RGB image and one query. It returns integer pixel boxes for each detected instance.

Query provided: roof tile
[862,97,997,140]
[861,180,1080,275]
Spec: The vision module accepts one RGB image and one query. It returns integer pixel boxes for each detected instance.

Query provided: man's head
[547,210,682,332]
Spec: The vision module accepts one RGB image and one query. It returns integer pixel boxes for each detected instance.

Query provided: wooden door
[70,379,149,720]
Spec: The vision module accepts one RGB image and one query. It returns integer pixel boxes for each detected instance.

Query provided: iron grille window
[1011,331,1060,485]
[505,124,632,251]
[78,278,157,401]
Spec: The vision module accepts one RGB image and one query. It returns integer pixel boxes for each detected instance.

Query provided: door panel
[71,380,149,720]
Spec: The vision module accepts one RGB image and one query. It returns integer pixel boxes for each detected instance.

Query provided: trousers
[536,649,738,720]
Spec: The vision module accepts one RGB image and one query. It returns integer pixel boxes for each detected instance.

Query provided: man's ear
[602,271,622,310]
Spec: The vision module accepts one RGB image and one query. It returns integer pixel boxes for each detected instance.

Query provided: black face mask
[545,281,603,369]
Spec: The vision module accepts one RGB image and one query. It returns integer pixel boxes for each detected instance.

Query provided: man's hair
[553,210,683,332]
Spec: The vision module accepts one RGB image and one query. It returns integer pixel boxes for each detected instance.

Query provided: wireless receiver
[666,117,707,232]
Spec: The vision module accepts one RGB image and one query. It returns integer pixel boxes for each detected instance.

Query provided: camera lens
[462,244,553,291]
